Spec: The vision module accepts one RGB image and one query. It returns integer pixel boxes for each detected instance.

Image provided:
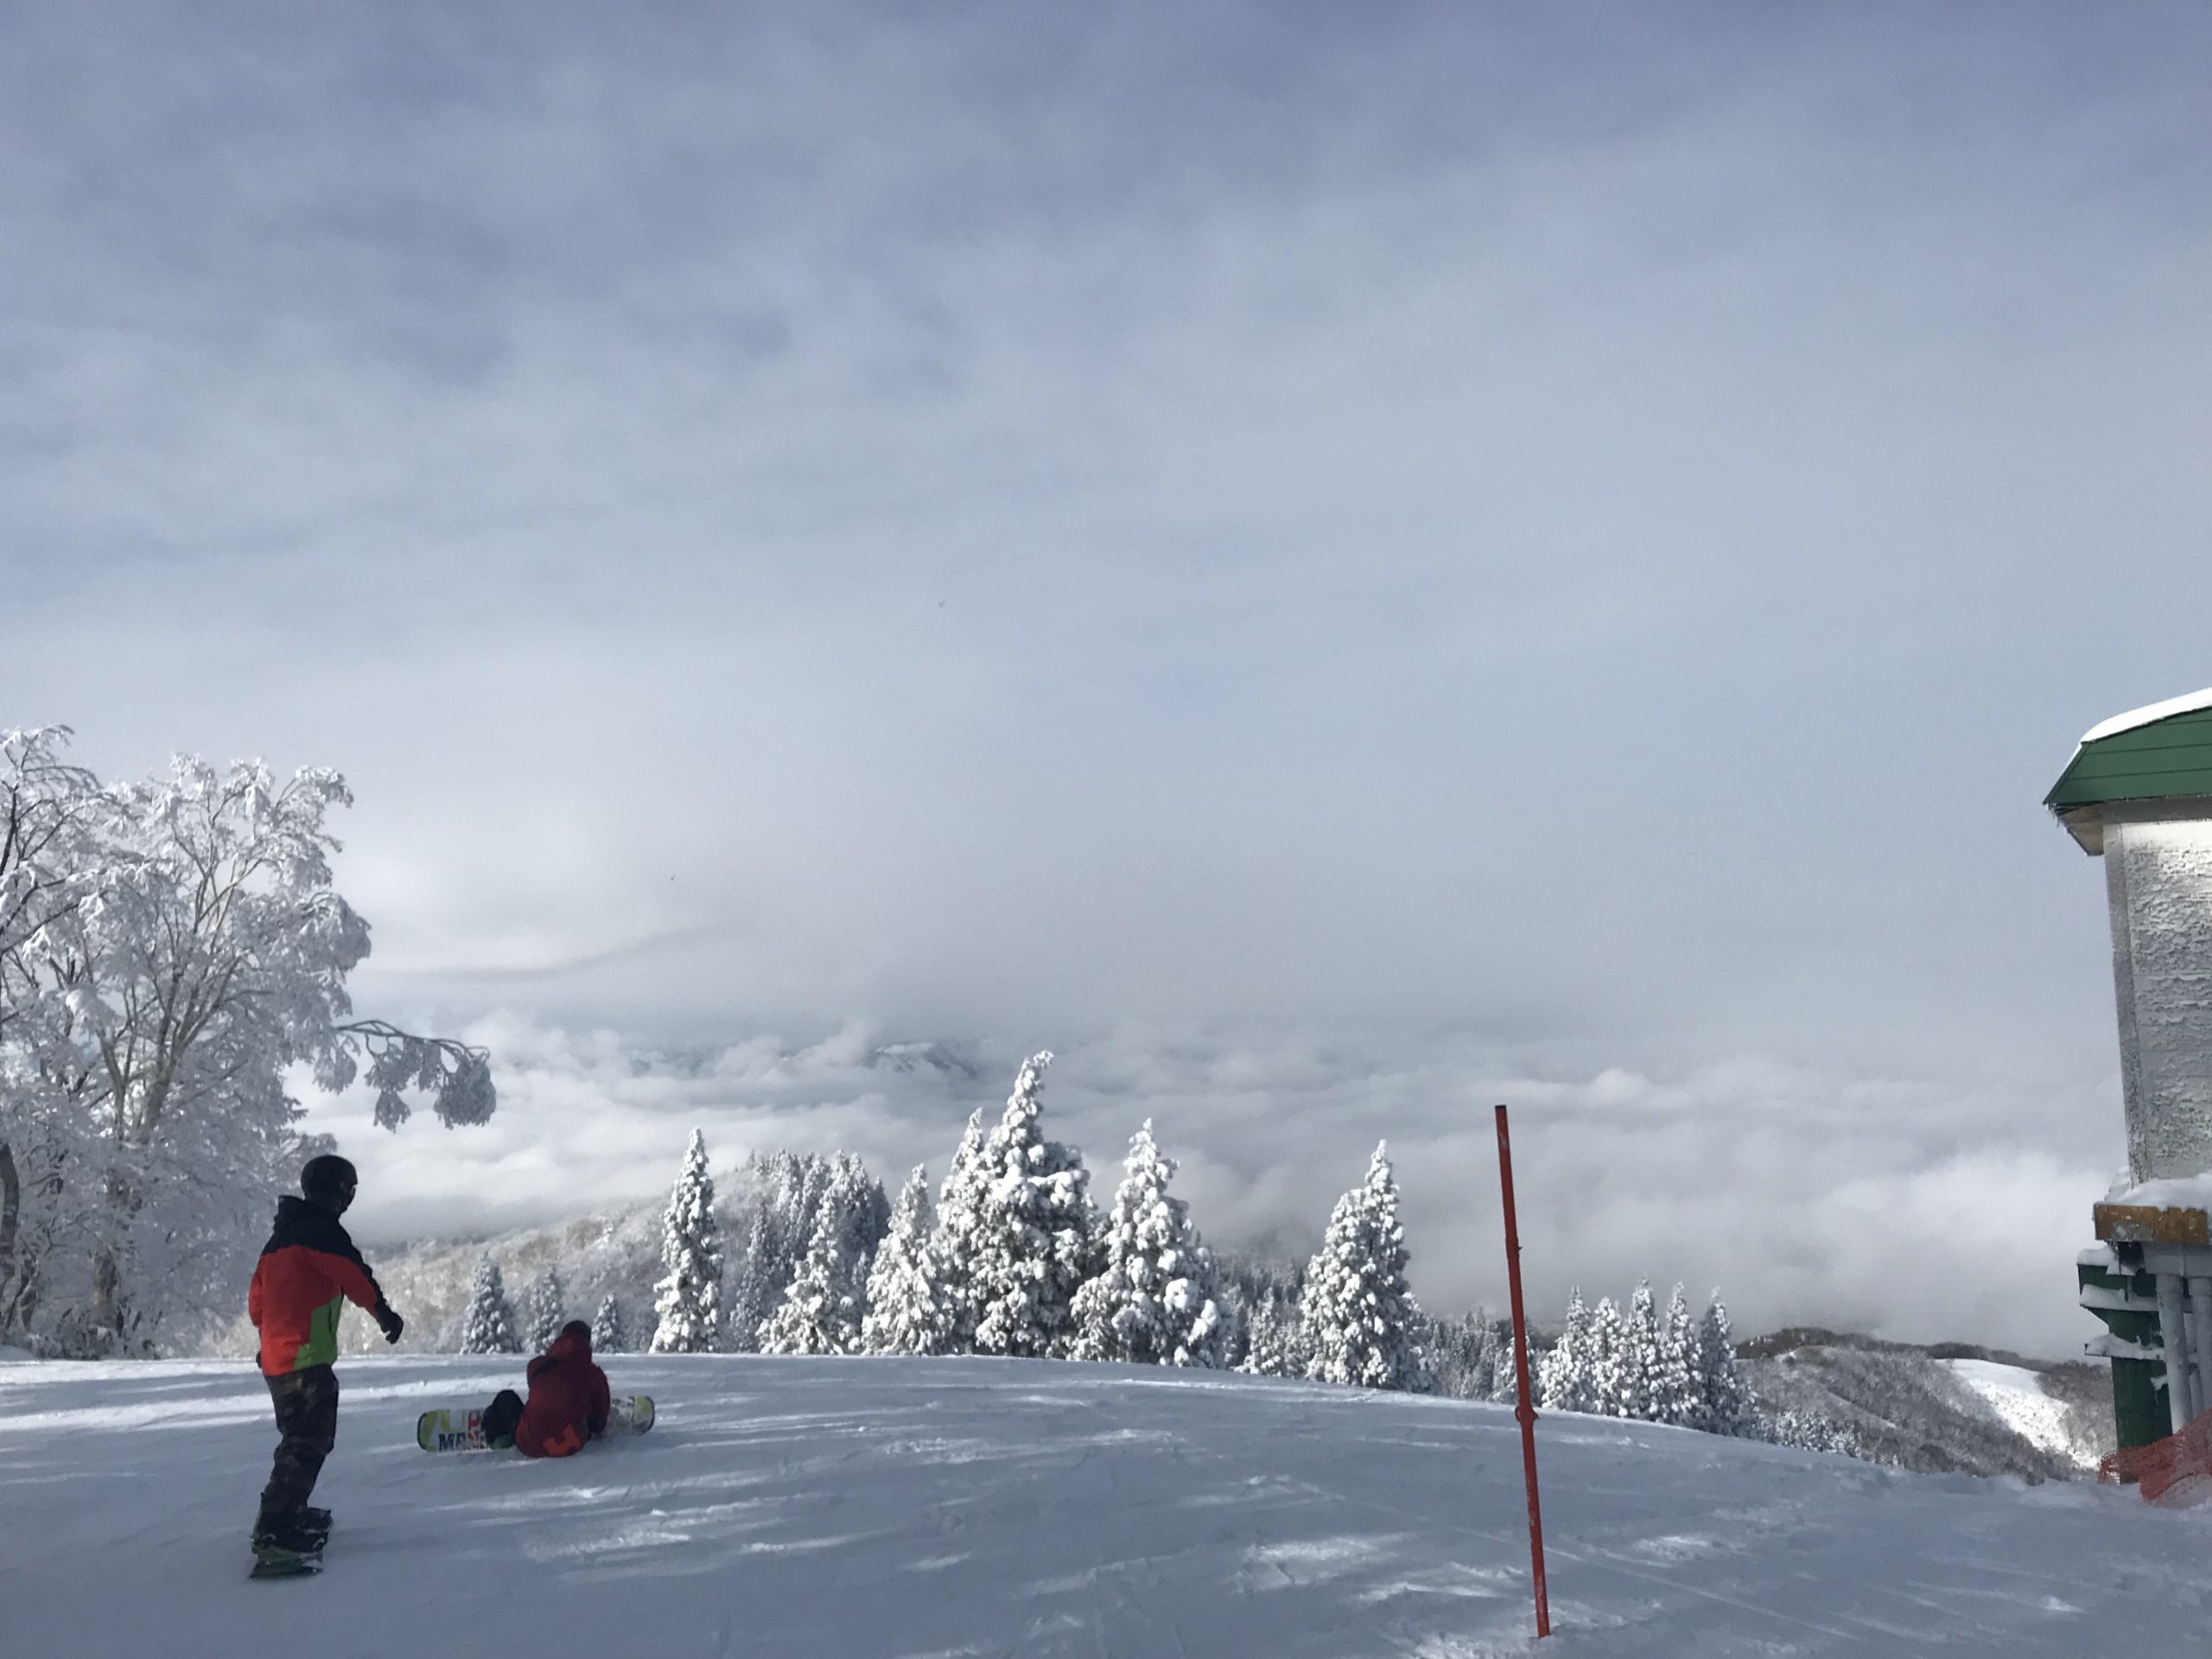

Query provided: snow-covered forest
[0,731,493,1357]
[349,1046,1890,1465]
[453,1052,1378,1385]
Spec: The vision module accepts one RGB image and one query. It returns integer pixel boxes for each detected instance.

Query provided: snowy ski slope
[1942,1359,2094,1470]
[2,1353,2203,1657]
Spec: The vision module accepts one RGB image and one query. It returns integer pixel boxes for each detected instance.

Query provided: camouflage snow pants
[259,1363,339,1517]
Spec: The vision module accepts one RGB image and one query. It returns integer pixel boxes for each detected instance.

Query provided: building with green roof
[2051,688,2212,1452]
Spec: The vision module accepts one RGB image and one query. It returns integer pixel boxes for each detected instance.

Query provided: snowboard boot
[251,1504,326,1574]
[297,1506,332,1547]
[481,1389,524,1451]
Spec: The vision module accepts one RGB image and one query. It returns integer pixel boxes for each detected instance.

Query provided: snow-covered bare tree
[591,1293,629,1355]
[523,1266,568,1354]
[651,1129,723,1353]
[459,1258,521,1355]
[861,1166,947,1356]
[0,728,104,1344]
[1538,1288,1597,1413]
[0,742,494,1354]
[1071,1120,1226,1368]
[966,1053,1098,1360]
[1696,1291,1755,1436]
[758,1154,880,1356]
[1296,1141,1429,1392]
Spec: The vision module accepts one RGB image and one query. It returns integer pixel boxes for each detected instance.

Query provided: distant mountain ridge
[1738,1328,2112,1479]
[865,1040,985,1081]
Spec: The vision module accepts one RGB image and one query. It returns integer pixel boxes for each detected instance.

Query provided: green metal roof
[2048,693,2212,852]
[2047,705,2212,810]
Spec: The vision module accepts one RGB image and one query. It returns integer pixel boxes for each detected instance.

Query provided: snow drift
[2,1354,2203,1656]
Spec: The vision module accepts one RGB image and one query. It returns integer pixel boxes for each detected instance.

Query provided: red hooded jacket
[516,1324,611,1459]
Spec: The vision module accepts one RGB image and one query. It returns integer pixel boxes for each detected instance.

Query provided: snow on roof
[2081,687,2212,747]
[2104,1170,2212,1211]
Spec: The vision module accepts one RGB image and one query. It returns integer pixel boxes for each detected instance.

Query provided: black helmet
[302,1154,359,1211]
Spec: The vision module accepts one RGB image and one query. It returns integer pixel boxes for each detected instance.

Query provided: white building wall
[2106,810,2212,1182]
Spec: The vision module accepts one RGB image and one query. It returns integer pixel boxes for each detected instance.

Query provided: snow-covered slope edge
[3,1355,2204,1658]
[1944,1359,2101,1470]
[1741,1328,2114,1478]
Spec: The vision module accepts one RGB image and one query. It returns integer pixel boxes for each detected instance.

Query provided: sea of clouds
[310,1014,2109,1358]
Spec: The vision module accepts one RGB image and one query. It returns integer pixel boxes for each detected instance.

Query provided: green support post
[2080,1254,2171,1453]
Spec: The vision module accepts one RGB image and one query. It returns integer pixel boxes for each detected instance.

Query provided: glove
[374,1302,405,1344]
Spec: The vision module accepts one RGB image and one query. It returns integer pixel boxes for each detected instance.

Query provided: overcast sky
[3,3,2208,1355]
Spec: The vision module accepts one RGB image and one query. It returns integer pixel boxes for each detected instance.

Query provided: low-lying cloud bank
[306,1014,2111,1358]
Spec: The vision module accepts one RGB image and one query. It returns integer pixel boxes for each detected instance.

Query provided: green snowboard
[248,1544,321,1580]
[248,1515,328,1580]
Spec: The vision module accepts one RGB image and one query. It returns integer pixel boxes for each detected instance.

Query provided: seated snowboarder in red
[483,1319,611,1457]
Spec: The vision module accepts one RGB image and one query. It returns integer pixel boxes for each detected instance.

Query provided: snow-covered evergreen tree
[1648,1283,1701,1427]
[651,1128,724,1353]
[1586,1295,1629,1416]
[1695,1291,1755,1436]
[459,1258,521,1355]
[522,1266,567,1354]
[723,1210,780,1354]
[927,1107,993,1352]
[1614,1280,1661,1421]
[1543,1280,1747,1433]
[1764,1408,1870,1459]
[849,1155,893,1262]
[967,1052,1098,1360]
[1486,1319,1522,1406]
[1236,1297,1305,1377]
[1432,1311,1518,1404]
[1071,1121,1228,1368]
[758,1154,878,1356]
[591,1293,629,1355]
[1537,1288,1596,1413]
[1296,1141,1429,1392]
[861,1166,948,1356]
[721,1148,891,1354]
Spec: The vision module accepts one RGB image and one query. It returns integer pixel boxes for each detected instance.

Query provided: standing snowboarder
[245,1154,405,1573]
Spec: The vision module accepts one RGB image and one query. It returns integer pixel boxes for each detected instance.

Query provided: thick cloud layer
[4,5,2208,1356]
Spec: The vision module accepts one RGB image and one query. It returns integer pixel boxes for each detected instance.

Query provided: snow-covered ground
[3,1355,2204,1657]
[1943,1358,2096,1470]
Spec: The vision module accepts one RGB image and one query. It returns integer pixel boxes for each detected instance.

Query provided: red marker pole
[1495,1103,1551,1639]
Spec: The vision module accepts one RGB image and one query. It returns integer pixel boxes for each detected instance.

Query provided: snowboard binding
[249,1507,330,1579]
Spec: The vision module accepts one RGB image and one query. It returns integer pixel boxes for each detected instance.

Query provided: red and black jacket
[516,1325,612,1459]
[247,1195,385,1376]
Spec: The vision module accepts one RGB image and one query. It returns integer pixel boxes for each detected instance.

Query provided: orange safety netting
[2100,1407,2212,1506]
